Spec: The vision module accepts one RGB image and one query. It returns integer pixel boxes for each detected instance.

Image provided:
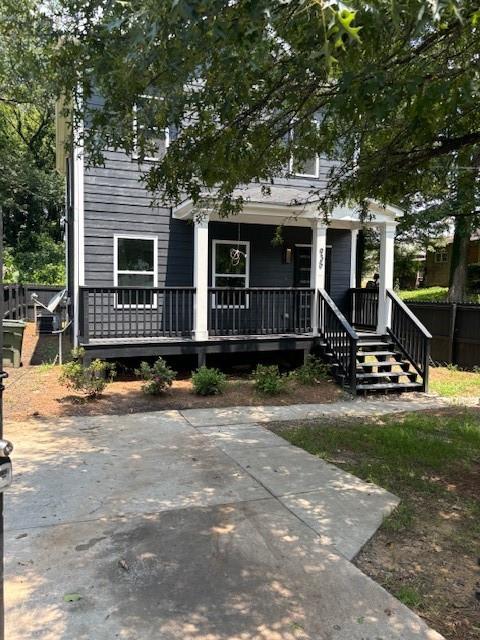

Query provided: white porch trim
[310,220,327,334]
[72,116,85,347]
[377,222,396,333]
[193,216,209,341]
[350,229,359,288]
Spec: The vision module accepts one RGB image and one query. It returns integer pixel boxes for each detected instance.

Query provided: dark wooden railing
[349,288,379,329]
[318,288,358,390]
[208,287,314,336]
[387,289,432,391]
[3,284,28,320]
[79,287,195,341]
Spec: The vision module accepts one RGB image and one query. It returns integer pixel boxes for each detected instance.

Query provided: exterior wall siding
[83,150,193,288]
[327,228,352,312]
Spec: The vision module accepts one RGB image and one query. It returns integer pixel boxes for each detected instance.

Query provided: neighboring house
[424,233,480,287]
[55,101,431,393]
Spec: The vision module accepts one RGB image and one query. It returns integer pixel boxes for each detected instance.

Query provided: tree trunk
[447,149,478,303]
[447,217,470,302]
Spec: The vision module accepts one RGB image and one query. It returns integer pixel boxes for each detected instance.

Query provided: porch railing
[387,289,432,391]
[318,288,358,390]
[3,284,28,320]
[79,287,195,341]
[349,287,378,329]
[208,287,314,336]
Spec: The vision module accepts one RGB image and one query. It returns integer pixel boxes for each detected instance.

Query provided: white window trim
[289,121,320,179]
[114,234,158,308]
[211,239,250,309]
[132,95,170,162]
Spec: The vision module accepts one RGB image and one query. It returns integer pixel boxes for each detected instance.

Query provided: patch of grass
[399,287,448,302]
[280,412,480,496]
[38,362,57,372]
[394,585,425,609]
[381,502,415,533]
[430,366,480,397]
[277,409,480,639]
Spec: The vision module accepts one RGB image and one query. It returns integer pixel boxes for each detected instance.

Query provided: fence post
[448,303,457,366]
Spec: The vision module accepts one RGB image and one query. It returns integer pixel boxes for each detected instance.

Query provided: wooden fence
[407,302,480,369]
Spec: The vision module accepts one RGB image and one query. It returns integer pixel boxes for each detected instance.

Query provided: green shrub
[292,355,329,385]
[135,357,176,395]
[191,366,227,396]
[253,364,285,395]
[60,350,116,398]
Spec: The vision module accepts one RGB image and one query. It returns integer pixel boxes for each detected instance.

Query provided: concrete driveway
[5,403,444,640]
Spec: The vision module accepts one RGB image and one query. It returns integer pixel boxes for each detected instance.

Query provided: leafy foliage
[135,357,176,395]
[60,349,116,398]
[253,364,285,395]
[4,233,65,284]
[291,355,329,386]
[0,0,64,283]
[191,366,227,396]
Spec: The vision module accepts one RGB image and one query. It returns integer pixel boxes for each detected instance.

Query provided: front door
[294,245,332,292]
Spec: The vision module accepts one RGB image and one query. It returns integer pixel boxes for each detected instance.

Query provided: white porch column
[310,219,327,333]
[350,229,359,288]
[193,215,209,340]
[376,222,396,333]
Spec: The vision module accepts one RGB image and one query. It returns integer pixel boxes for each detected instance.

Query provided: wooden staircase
[317,288,431,395]
[354,334,423,393]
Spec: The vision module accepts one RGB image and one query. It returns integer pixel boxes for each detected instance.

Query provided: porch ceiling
[172,184,402,227]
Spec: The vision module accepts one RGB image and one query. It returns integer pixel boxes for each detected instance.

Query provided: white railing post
[310,219,327,334]
[377,222,396,333]
[193,215,209,340]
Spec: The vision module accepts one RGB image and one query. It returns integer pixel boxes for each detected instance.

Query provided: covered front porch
[77,190,432,393]
[79,191,400,344]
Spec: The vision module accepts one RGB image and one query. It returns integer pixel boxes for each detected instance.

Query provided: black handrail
[3,284,28,320]
[387,289,432,391]
[318,288,358,391]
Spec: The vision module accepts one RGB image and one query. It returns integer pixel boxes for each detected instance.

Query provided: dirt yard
[4,323,342,422]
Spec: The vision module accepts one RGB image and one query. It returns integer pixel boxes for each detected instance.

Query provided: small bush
[135,357,176,395]
[292,355,329,385]
[253,364,285,395]
[191,366,227,396]
[60,350,116,398]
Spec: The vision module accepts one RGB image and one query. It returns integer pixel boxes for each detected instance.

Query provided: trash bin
[3,320,26,368]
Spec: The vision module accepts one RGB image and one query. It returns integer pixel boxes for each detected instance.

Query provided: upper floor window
[114,235,158,307]
[133,95,170,161]
[289,122,320,179]
[434,249,448,264]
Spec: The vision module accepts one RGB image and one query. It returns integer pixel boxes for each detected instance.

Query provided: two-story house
[55,101,431,393]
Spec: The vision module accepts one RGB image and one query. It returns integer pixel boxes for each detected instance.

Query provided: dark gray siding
[326,228,352,312]
[83,150,193,287]
[208,222,311,287]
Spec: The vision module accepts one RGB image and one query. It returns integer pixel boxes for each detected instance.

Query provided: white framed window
[212,239,250,309]
[434,250,448,264]
[114,235,158,307]
[289,121,320,178]
[133,95,170,162]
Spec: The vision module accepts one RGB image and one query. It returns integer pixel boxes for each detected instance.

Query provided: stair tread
[357,382,423,391]
[356,350,397,357]
[357,360,409,368]
[356,371,415,380]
